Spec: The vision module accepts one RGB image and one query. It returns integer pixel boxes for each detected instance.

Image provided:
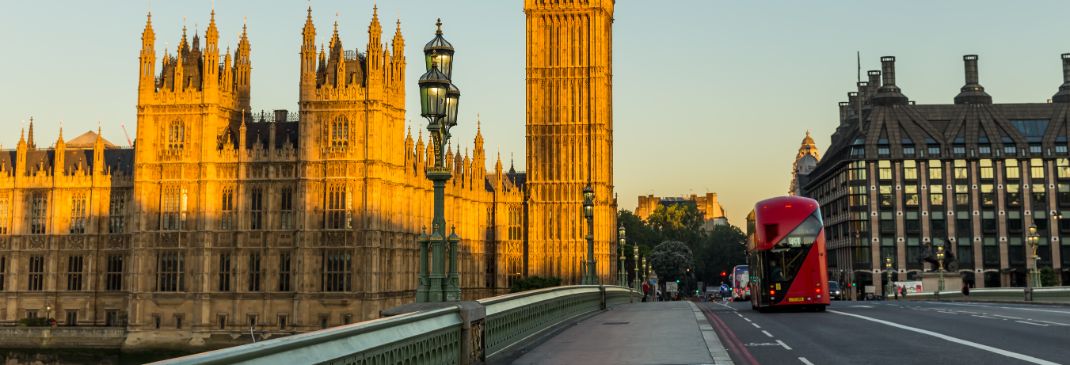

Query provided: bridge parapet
[150,285,640,365]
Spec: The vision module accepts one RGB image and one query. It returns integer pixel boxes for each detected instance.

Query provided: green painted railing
[150,285,640,365]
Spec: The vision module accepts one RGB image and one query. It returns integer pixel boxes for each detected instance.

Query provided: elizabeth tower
[524,0,615,283]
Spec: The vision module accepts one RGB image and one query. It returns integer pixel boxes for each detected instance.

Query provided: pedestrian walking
[962,283,970,296]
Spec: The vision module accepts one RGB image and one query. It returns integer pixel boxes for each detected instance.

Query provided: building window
[109,192,126,234]
[279,187,294,230]
[1007,184,1021,207]
[979,145,992,156]
[1005,145,1018,155]
[247,314,258,328]
[221,187,235,230]
[928,160,943,181]
[904,185,919,206]
[248,252,261,292]
[879,185,893,207]
[1030,158,1045,180]
[953,145,966,157]
[67,255,84,291]
[326,184,349,230]
[903,145,916,157]
[278,252,292,292]
[322,250,352,292]
[218,314,227,330]
[930,185,944,206]
[1057,145,1068,155]
[330,117,349,149]
[0,198,9,235]
[319,315,329,329]
[1030,144,1042,154]
[175,314,184,329]
[63,310,77,327]
[27,255,44,291]
[928,145,941,156]
[278,314,288,330]
[168,120,185,151]
[161,185,184,231]
[218,253,232,292]
[0,256,6,291]
[903,160,917,180]
[980,160,994,180]
[156,251,184,292]
[69,192,87,234]
[955,185,970,206]
[953,160,968,181]
[250,187,263,230]
[30,192,47,235]
[878,145,890,158]
[106,255,124,291]
[105,310,119,327]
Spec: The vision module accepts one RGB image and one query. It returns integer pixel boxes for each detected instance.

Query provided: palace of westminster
[0,1,617,348]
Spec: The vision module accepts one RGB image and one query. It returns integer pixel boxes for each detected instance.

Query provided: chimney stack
[954,55,992,105]
[1053,53,1070,103]
[857,81,870,102]
[867,70,881,100]
[871,56,909,105]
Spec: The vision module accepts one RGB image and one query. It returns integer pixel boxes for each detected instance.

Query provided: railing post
[599,285,607,310]
[456,301,487,365]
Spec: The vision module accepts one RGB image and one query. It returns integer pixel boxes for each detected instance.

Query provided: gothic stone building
[0,8,535,349]
[804,54,1070,294]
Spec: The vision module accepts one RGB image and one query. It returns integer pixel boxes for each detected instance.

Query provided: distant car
[828,281,843,300]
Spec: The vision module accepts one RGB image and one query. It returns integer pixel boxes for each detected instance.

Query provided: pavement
[510,301,734,365]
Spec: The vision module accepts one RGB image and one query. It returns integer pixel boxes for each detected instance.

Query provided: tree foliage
[649,241,693,281]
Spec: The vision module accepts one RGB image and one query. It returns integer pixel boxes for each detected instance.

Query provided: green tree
[649,240,694,284]
[646,204,703,243]
[694,225,748,286]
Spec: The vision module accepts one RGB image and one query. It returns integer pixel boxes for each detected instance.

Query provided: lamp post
[1026,224,1040,301]
[416,19,461,303]
[618,226,628,286]
[582,185,596,284]
[935,241,946,297]
[884,257,893,299]
[633,243,640,290]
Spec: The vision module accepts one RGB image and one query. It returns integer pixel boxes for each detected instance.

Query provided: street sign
[666,281,679,293]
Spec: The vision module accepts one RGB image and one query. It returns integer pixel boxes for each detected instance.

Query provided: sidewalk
[510,301,733,365]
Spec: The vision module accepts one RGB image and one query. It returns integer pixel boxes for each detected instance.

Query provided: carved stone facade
[0,7,528,349]
[524,0,617,284]
[789,131,821,196]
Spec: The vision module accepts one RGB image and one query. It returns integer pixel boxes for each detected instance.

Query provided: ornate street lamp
[618,225,627,286]
[884,257,893,299]
[1026,224,1040,300]
[935,241,946,295]
[633,242,640,290]
[417,19,461,303]
[582,185,596,284]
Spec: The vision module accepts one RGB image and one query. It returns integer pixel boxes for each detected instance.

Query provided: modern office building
[804,54,1070,293]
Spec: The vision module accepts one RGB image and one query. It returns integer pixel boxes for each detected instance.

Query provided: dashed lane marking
[1016,320,1050,327]
[799,357,815,365]
[751,322,761,329]
[761,330,773,338]
[829,310,1060,365]
[776,339,793,350]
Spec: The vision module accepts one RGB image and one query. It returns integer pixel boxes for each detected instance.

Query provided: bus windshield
[766,212,822,282]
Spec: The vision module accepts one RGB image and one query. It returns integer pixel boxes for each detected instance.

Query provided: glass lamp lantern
[424,19,455,79]
[583,185,594,218]
[445,84,460,126]
[419,67,450,120]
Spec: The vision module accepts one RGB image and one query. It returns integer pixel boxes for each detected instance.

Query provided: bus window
[767,212,822,282]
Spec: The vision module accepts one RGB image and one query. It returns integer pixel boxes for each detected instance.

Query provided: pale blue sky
[2,1,1070,225]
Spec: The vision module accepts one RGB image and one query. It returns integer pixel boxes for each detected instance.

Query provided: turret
[871,56,909,106]
[139,12,156,97]
[93,127,105,175]
[202,11,220,96]
[954,54,992,105]
[236,23,251,109]
[368,6,383,73]
[1053,53,1070,103]
[300,7,317,93]
[27,118,36,149]
[15,129,27,176]
[328,22,345,88]
[53,127,65,176]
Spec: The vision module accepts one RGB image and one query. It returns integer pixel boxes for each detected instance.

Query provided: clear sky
[2,1,1070,226]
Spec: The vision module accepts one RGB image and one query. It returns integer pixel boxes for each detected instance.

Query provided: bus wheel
[816,305,827,312]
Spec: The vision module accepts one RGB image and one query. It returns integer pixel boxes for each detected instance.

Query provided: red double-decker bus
[748,196,829,312]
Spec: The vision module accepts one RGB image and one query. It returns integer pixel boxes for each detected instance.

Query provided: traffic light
[676,279,681,284]
[720,271,727,278]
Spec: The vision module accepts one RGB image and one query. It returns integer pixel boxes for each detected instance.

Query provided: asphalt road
[699,300,1070,365]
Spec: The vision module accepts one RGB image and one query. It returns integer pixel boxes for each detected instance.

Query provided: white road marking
[1016,320,1050,327]
[743,317,752,322]
[851,305,873,308]
[751,322,761,329]
[1031,319,1070,326]
[830,310,1060,365]
[761,330,773,338]
[799,357,815,365]
[776,339,793,350]
[992,314,1024,320]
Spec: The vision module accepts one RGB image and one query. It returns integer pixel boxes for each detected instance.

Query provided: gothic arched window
[168,120,185,151]
[330,117,348,149]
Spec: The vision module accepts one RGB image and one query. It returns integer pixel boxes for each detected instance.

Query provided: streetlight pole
[582,185,597,284]
[935,241,946,298]
[633,243,640,290]
[884,257,893,299]
[416,19,461,303]
[1026,224,1039,301]
[618,226,627,287]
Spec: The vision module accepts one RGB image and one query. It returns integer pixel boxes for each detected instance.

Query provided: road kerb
[689,301,735,365]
